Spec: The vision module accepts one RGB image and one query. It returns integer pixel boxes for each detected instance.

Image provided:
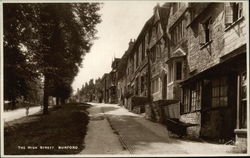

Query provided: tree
[4,3,101,114]
[36,4,101,114]
[3,4,40,109]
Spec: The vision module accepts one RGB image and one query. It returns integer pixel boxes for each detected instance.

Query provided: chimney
[153,3,160,14]
[129,39,134,48]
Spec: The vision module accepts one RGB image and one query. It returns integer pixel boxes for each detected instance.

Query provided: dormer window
[199,18,213,47]
[173,3,180,14]
[225,2,243,27]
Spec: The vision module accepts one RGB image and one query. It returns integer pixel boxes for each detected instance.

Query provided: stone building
[121,4,172,114]
[117,40,134,107]
[101,73,111,103]
[177,2,247,150]
[100,2,248,150]
[109,58,121,103]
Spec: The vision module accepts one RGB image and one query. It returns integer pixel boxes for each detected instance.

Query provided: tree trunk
[43,76,49,114]
[61,98,65,105]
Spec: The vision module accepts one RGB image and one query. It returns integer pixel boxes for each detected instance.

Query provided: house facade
[92,2,247,150]
[109,58,121,103]
[177,2,247,149]
[101,73,111,103]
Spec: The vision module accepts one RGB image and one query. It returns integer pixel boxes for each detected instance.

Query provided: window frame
[211,77,228,108]
[239,71,247,129]
[176,61,182,80]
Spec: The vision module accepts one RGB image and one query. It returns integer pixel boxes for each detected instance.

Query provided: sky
[72,1,164,93]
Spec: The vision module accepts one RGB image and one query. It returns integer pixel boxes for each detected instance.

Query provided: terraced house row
[99,2,247,150]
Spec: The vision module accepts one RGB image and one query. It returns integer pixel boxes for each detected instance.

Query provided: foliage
[3,4,40,108]
[3,3,101,112]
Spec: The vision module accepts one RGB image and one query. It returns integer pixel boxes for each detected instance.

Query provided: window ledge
[225,16,245,32]
[234,128,247,134]
[167,82,174,86]
[181,109,201,115]
[201,106,228,112]
[200,40,213,50]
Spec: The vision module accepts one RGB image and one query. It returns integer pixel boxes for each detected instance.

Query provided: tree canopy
[3,3,101,113]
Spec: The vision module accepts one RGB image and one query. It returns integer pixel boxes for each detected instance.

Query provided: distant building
[101,73,111,103]
[109,58,121,103]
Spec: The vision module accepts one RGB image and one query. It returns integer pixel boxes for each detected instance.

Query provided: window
[151,46,156,63]
[135,77,139,95]
[240,72,247,128]
[182,81,202,113]
[204,20,210,43]
[211,77,228,107]
[168,64,173,83]
[141,76,145,93]
[190,9,196,21]
[136,50,139,68]
[176,62,182,80]
[183,88,190,113]
[171,20,184,45]
[141,38,145,61]
[225,3,243,27]
[191,82,201,111]
[173,3,179,14]
[199,18,212,45]
[151,77,159,93]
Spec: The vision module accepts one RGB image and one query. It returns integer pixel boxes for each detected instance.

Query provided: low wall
[180,112,201,138]
[146,100,180,123]
[235,129,247,152]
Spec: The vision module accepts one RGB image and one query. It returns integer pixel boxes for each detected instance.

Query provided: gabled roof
[129,3,171,55]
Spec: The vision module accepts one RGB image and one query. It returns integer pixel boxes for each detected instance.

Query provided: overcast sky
[72,1,164,92]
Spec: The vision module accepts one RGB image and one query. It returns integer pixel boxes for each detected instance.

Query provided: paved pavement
[79,105,128,155]
[82,103,236,156]
[3,106,42,122]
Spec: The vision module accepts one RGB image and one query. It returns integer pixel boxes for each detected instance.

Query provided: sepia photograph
[0,0,249,157]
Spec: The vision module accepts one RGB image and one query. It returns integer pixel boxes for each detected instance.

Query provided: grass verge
[4,103,91,155]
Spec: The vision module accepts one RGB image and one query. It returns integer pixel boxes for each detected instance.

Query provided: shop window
[191,82,201,111]
[240,72,247,128]
[182,81,202,113]
[183,88,190,113]
[225,2,243,27]
[211,77,228,107]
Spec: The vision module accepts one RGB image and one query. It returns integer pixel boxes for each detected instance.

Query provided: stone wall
[235,129,247,152]
[146,100,180,123]
[180,112,201,138]
[187,3,247,74]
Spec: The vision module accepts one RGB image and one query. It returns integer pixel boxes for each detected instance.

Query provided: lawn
[4,103,91,155]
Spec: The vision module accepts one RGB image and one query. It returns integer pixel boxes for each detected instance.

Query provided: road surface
[81,103,235,155]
